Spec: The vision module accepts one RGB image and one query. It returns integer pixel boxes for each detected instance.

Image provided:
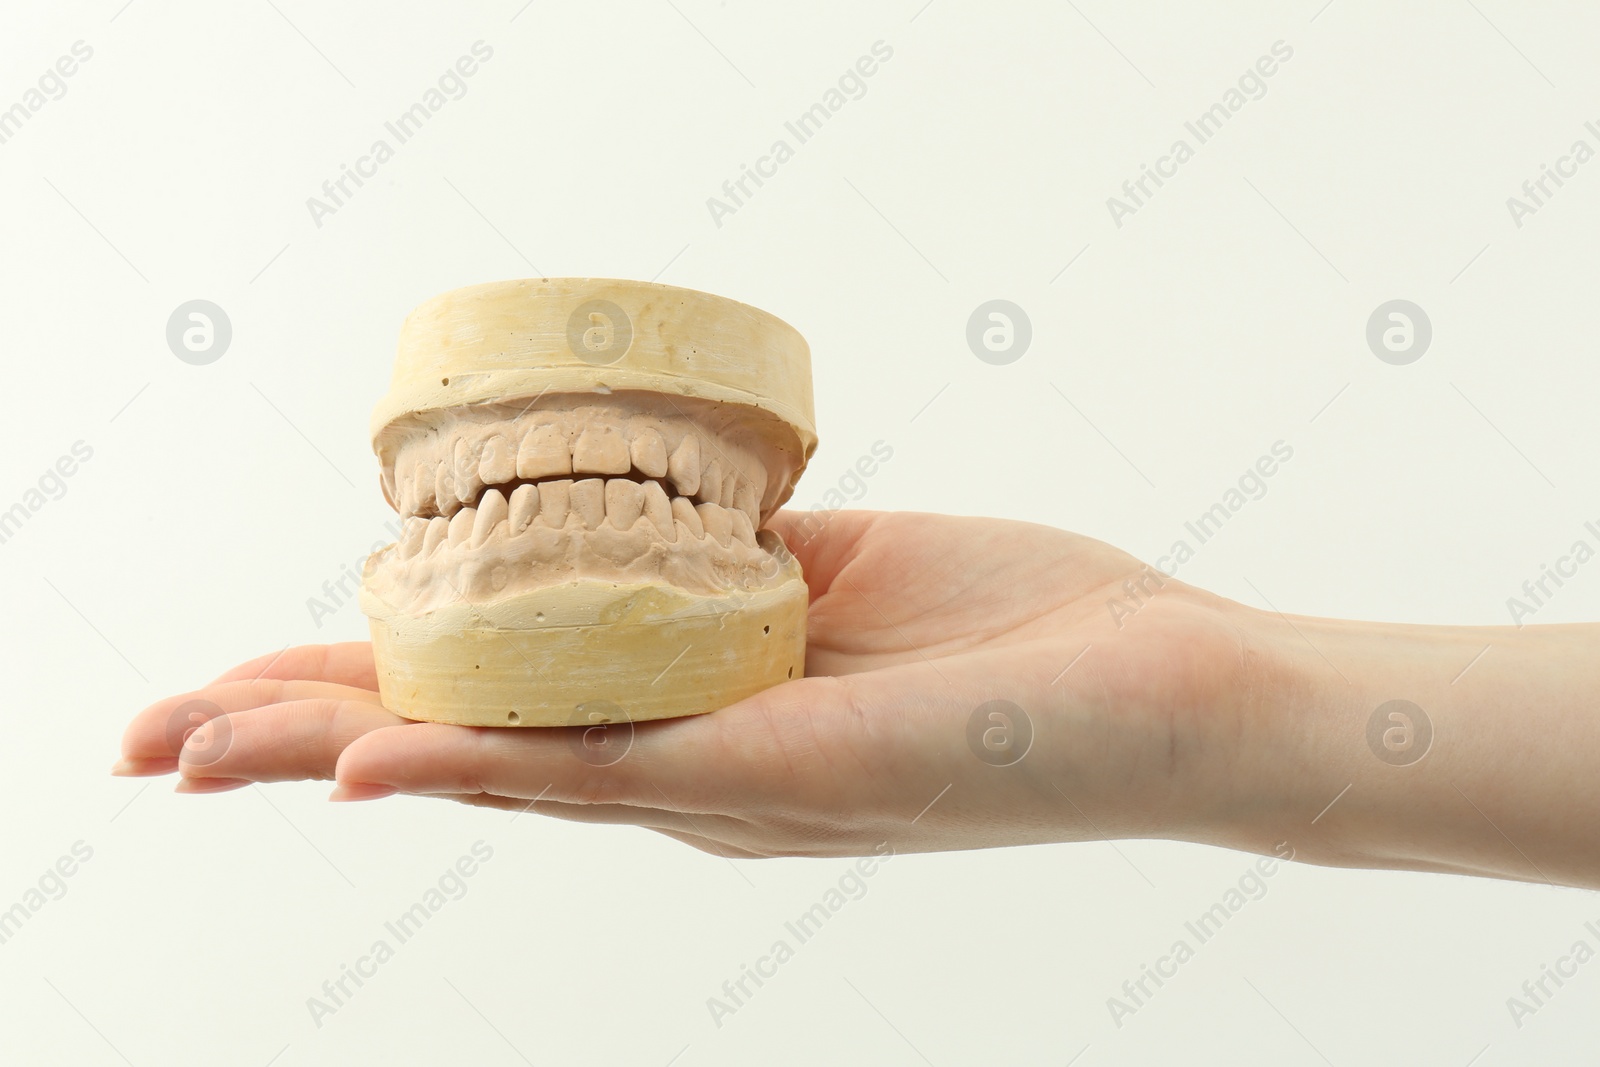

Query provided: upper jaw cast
[386,392,769,530]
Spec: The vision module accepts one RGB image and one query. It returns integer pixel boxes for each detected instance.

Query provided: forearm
[1226,609,1600,889]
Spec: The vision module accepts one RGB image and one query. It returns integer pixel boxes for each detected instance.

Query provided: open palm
[118,510,1251,857]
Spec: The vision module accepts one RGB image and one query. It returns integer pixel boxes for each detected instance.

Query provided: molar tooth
[517,424,571,480]
[671,496,703,538]
[667,435,700,497]
[394,472,414,517]
[410,461,432,514]
[479,434,515,485]
[508,484,538,534]
[421,516,450,555]
[453,439,481,505]
[642,481,674,540]
[696,502,732,547]
[538,479,571,527]
[630,428,669,479]
[472,489,508,546]
[570,478,606,529]
[605,479,644,530]
[448,506,475,547]
[398,517,427,558]
[729,508,756,546]
[572,425,631,474]
[733,484,759,527]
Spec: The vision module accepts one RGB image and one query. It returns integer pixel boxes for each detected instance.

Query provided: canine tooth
[671,496,703,538]
[701,458,723,504]
[517,424,571,479]
[398,517,427,558]
[472,488,508,546]
[667,435,700,497]
[573,426,630,474]
[642,480,674,540]
[696,502,732,547]
[480,434,515,485]
[538,479,571,527]
[448,506,475,547]
[605,479,644,530]
[421,516,449,555]
[733,484,759,526]
[571,478,606,529]
[729,508,756,546]
[453,439,481,504]
[508,484,538,534]
[630,428,669,479]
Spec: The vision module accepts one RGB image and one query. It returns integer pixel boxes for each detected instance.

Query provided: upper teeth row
[390,416,764,521]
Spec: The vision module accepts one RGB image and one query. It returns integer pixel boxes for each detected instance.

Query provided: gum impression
[363,390,791,615]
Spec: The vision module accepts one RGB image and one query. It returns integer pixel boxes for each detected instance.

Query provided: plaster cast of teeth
[359,278,817,727]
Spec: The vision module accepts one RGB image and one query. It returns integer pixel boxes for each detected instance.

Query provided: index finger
[209,642,378,689]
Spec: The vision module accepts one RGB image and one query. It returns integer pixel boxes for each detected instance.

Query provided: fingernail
[173,777,250,795]
[329,783,398,803]
[112,757,179,778]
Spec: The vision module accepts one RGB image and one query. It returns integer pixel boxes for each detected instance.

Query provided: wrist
[1224,606,1600,888]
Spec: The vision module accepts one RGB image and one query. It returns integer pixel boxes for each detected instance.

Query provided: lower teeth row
[396,478,756,559]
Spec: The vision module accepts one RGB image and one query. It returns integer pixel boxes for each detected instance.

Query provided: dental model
[358,278,817,727]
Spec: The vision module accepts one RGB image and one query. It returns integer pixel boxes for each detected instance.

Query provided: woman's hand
[116,510,1264,859]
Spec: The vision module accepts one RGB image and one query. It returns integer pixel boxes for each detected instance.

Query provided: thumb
[766,508,882,598]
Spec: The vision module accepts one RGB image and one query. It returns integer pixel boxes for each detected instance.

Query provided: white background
[2,1,1598,1063]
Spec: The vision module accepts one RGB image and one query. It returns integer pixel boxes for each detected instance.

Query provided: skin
[115,510,1600,888]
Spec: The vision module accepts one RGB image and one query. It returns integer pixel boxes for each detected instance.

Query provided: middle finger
[176,697,411,786]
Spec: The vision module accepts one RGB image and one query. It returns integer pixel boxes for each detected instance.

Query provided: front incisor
[518,424,571,480]
[538,479,571,527]
[573,425,630,474]
[570,478,605,529]
[605,480,645,530]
